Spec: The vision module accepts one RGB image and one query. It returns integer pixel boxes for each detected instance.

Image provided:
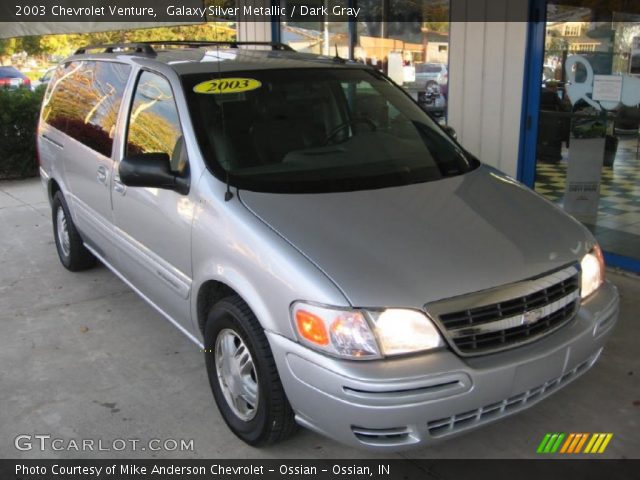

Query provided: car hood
[238,166,592,308]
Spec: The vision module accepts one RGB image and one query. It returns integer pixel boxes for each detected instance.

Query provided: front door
[111,70,195,331]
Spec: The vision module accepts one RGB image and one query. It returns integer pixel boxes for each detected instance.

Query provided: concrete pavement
[1,178,638,459]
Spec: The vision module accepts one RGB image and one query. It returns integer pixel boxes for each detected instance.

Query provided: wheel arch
[196,279,242,335]
[193,271,298,342]
[48,178,61,204]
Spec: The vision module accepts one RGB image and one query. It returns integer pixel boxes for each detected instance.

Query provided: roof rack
[74,41,294,56]
[74,43,156,55]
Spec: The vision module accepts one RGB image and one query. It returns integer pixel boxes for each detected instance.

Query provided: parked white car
[415,62,448,88]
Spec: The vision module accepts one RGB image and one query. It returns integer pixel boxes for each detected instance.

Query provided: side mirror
[119,153,189,195]
[441,125,457,140]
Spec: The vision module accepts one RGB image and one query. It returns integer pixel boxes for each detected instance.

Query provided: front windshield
[183,68,477,193]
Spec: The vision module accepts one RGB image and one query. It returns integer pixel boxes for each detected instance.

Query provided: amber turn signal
[295,310,329,346]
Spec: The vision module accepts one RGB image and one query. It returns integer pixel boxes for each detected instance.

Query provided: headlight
[581,244,605,299]
[291,302,444,359]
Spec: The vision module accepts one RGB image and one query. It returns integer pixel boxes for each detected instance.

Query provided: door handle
[113,174,126,195]
[96,165,108,185]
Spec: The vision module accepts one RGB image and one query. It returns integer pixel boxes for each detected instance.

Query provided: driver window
[126,71,188,175]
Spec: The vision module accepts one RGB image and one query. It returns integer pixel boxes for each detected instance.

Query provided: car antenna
[224,171,233,202]
[215,42,233,202]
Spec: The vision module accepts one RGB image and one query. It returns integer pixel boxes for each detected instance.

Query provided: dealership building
[2,0,640,272]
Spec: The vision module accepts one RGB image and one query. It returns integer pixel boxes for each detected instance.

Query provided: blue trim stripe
[604,252,640,274]
[517,0,546,187]
[270,0,280,43]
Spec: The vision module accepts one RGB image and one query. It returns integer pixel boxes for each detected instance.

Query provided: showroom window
[280,0,450,122]
[533,2,640,265]
[279,0,350,57]
[354,0,450,121]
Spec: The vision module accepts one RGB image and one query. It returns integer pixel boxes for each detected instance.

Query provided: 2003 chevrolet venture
[37,41,619,449]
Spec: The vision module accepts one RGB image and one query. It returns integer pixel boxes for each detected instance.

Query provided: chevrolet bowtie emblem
[522,309,543,325]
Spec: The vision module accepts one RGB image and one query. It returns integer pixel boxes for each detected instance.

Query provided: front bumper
[267,281,619,450]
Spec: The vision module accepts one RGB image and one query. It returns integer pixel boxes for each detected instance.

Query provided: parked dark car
[0,66,31,89]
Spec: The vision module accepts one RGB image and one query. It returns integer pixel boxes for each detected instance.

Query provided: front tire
[204,296,297,446]
[52,191,96,271]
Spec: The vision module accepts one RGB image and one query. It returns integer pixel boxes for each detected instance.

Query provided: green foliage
[19,36,42,56]
[39,34,75,56]
[0,23,236,178]
[0,38,20,64]
[0,87,45,178]
[573,121,606,139]
[0,22,236,178]
[24,70,43,81]
[3,24,237,59]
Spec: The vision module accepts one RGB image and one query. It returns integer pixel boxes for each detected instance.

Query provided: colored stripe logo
[537,433,613,454]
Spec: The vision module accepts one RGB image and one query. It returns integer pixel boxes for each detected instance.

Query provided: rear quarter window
[42,61,131,157]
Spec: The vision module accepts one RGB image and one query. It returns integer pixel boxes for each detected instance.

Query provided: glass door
[525,0,640,272]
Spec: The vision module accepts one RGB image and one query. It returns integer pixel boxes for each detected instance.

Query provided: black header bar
[1,0,534,23]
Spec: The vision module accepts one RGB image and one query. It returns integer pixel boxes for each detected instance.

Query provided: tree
[613,23,640,74]
[40,35,75,57]
[18,36,42,56]
[0,38,18,65]
[0,23,237,66]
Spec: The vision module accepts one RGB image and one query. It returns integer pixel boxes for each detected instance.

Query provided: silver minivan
[38,42,619,450]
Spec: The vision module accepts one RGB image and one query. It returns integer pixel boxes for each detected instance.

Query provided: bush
[0,86,45,179]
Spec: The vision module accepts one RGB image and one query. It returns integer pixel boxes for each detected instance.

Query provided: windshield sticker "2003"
[193,78,262,94]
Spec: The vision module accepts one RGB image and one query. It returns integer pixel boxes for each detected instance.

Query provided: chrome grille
[425,265,581,356]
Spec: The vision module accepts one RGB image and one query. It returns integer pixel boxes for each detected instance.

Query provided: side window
[42,61,130,157]
[126,71,188,175]
[42,63,75,132]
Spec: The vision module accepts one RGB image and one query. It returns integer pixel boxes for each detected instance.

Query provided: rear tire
[52,191,96,271]
[204,295,297,446]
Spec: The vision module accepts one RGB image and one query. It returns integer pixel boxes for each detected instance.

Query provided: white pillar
[236,0,273,42]
[447,0,529,177]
